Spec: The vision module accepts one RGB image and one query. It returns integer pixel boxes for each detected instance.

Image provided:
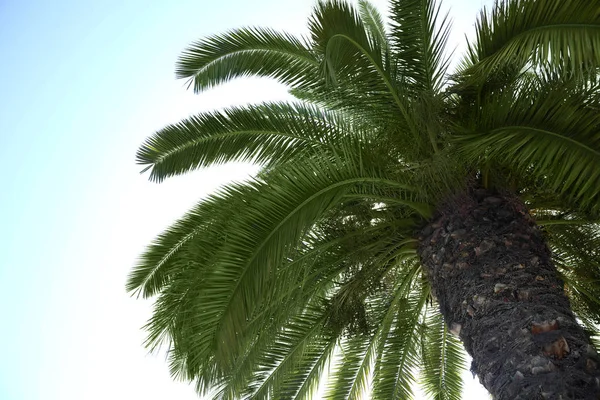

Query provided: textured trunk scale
[418,188,600,399]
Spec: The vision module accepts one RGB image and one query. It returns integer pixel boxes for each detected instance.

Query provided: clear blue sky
[0,0,490,398]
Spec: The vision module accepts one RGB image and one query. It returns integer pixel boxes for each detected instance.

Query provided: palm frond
[544,220,600,327]
[420,305,466,400]
[464,0,600,84]
[454,79,600,214]
[208,247,346,398]
[283,337,338,400]
[212,222,406,397]
[136,102,353,182]
[125,183,245,298]
[215,227,420,399]
[176,27,319,92]
[244,306,331,400]
[388,0,452,93]
[207,160,418,364]
[325,334,373,400]
[142,196,421,394]
[372,264,426,400]
[148,151,419,371]
[358,0,390,53]
[308,0,416,133]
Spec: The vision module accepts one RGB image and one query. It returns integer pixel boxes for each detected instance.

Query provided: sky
[0,0,492,398]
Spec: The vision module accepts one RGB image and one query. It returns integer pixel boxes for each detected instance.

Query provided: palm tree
[127,0,600,398]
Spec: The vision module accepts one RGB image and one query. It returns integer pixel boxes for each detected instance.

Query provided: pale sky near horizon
[0,0,492,398]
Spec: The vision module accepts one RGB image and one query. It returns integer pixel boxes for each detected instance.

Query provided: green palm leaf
[309,0,416,132]
[281,337,338,400]
[389,0,452,93]
[126,183,245,298]
[372,264,426,400]
[325,334,373,400]
[545,221,600,324]
[358,0,390,54]
[466,0,600,83]
[325,268,419,400]
[420,305,466,400]
[244,307,330,400]
[176,27,319,92]
[455,80,600,213]
[136,102,354,182]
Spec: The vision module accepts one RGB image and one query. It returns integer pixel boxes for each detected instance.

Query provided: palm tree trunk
[418,187,600,399]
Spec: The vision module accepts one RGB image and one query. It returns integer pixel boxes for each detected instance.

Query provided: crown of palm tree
[127,0,600,398]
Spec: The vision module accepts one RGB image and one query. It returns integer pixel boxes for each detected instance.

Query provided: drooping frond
[465,0,600,83]
[125,183,245,298]
[420,305,466,400]
[325,334,373,399]
[136,102,354,182]
[543,220,600,328]
[219,172,417,359]
[205,242,349,397]
[454,79,600,214]
[215,216,415,397]
[176,27,319,92]
[243,306,332,400]
[276,337,338,400]
[372,264,427,400]
[138,142,424,385]
[324,264,421,400]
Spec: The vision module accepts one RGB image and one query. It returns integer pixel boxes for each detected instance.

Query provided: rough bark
[418,187,600,399]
